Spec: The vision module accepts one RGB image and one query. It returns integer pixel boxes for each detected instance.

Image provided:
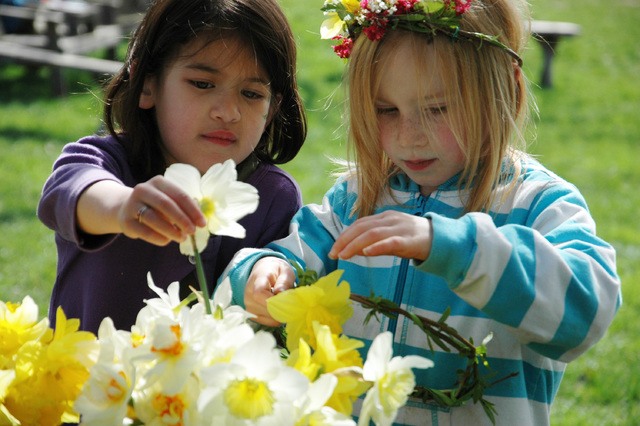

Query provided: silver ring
[136,205,149,224]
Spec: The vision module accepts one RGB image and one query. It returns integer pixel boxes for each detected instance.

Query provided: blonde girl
[221,1,621,424]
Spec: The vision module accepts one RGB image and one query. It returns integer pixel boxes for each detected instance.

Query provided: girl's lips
[203,130,237,146]
[404,159,435,171]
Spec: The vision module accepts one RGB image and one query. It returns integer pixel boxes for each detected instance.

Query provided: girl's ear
[513,62,524,116]
[138,75,157,110]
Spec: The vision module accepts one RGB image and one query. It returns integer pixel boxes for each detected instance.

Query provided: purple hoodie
[38,135,302,333]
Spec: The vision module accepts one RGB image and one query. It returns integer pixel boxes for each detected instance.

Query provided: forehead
[172,34,268,79]
[376,35,446,98]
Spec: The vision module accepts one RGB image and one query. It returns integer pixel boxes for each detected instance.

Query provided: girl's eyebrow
[184,63,271,85]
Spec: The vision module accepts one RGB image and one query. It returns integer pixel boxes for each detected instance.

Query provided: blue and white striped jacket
[221,156,621,425]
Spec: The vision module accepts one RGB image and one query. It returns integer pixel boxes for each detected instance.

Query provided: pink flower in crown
[396,0,420,14]
[362,14,388,41]
[448,0,473,14]
[332,35,354,58]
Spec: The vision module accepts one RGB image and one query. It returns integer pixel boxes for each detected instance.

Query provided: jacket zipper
[387,257,409,334]
[386,192,427,335]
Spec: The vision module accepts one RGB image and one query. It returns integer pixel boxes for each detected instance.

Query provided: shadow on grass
[0,206,40,223]
[0,124,65,143]
[0,62,107,104]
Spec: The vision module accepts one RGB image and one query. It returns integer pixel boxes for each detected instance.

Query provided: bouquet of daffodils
[1,160,434,425]
[73,271,432,426]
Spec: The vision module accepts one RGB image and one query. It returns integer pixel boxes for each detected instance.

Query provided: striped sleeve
[419,178,621,362]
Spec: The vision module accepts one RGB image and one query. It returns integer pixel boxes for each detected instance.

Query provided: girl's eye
[191,80,214,90]
[242,90,266,100]
[376,106,397,115]
[428,105,447,115]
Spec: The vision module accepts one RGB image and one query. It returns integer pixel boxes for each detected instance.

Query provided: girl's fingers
[153,177,207,228]
[330,211,433,261]
[134,203,186,243]
[128,176,207,244]
[330,215,388,259]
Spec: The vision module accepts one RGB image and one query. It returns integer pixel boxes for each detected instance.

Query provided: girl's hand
[77,176,206,246]
[120,176,206,245]
[329,210,433,261]
[244,257,296,326]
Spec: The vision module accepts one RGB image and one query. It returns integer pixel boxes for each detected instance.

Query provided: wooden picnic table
[531,20,581,88]
[0,1,139,95]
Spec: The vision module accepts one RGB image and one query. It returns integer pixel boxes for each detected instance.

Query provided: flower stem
[191,235,212,315]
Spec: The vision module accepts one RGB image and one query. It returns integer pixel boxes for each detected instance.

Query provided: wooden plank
[0,40,122,74]
[57,24,123,54]
[531,20,581,38]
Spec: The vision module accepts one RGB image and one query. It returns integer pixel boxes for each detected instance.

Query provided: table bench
[531,20,581,88]
[0,1,132,95]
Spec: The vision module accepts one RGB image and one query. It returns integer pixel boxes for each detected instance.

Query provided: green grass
[1,0,639,424]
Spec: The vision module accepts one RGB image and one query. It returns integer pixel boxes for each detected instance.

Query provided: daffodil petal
[390,355,434,372]
[363,332,393,380]
[179,227,210,255]
[201,159,237,186]
[210,221,246,239]
[216,181,259,220]
[321,14,344,39]
[164,163,202,198]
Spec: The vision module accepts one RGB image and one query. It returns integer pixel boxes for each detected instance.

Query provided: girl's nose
[211,93,241,123]
[398,115,427,147]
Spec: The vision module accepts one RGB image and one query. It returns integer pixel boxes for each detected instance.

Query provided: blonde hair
[345,0,532,218]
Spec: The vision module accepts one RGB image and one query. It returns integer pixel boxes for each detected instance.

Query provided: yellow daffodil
[267,270,353,349]
[358,332,434,426]
[164,160,259,255]
[310,322,368,416]
[0,296,49,366]
[3,308,98,426]
[287,337,322,382]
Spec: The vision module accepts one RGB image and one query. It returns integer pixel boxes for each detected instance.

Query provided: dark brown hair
[104,0,306,180]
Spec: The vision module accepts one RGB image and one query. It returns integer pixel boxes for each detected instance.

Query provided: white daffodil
[198,331,309,426]
[74,318,134,426]
[293,374,356,426]
[320,12,345,39]
[143,273,184,319]
[164,160,259,255]
[358,332,434,426]
[132,314,200,395]
[134,375,201,426]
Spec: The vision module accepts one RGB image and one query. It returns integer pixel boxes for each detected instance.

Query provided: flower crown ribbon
[321,0,523,66]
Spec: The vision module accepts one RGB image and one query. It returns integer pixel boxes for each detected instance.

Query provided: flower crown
[321,0,522,66]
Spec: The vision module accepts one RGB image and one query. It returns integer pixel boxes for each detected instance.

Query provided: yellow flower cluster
[267,270,371,415]
[1,298,98,426]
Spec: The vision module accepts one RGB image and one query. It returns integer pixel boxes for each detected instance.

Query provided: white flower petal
[201,159,237,185]
[217,181,259,218]
[164,163,203,198]
[210,221,246,239]
[179,227,210,255]
[321,14,344,39]
[389,355,434,372]
[362,331,393,380]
